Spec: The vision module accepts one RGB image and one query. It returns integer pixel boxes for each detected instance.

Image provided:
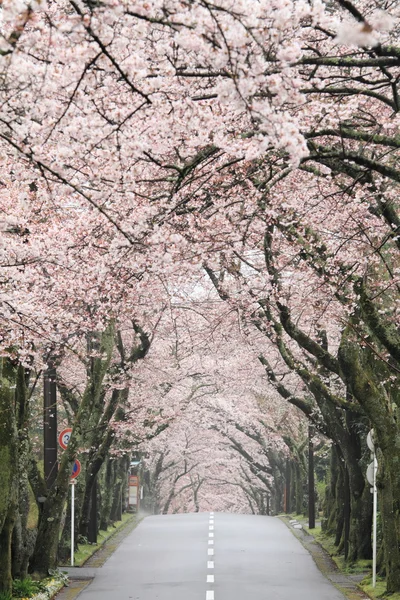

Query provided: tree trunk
[285,459,291,514]
[0,359,19,593]
[379,448,400,592]
[79,430,115,538]
[13,365,37,579]
[339,327,400,588]
[110,457,129,523]
[100,458,116,530]
[294,462,304,515]
[308,427,315,529]
[0,505,17,593]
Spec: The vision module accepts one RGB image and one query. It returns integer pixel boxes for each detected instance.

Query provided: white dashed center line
[207,514,215,600]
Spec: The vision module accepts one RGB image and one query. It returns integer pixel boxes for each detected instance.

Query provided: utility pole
[88,477,98,544]
[43,362,58,489]
[308,425,315,529]
[285,460,291,514]
[344,466,350,560]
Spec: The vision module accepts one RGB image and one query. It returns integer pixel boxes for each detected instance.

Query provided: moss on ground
[66,512,136,567]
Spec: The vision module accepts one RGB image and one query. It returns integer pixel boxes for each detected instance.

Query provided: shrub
[12,578,41,598]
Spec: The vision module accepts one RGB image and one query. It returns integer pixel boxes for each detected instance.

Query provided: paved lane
[214,513,344,600]
[78,513,209,600]
[77,512,345,600]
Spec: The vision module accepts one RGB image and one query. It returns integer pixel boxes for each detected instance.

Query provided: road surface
[77,512,346,600]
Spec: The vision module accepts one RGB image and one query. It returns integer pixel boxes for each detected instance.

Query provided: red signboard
[129,475,139,509]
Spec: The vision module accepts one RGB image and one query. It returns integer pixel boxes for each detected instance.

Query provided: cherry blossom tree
[1,0,400,593]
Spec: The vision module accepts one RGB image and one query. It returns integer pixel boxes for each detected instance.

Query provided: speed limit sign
[58,428,73,450]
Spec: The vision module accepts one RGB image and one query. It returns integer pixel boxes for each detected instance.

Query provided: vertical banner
[128,475,139,511]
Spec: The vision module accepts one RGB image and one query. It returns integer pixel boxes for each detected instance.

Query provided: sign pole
[71,481,76,567]
[373,453,377,588]
[367,430,377,589]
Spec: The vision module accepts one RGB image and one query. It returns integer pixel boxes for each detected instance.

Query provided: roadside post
[70,459,81,567]
[128,458,141,512]
[366,430,377,588]
[70,480,76,567]
[58,428,81,566]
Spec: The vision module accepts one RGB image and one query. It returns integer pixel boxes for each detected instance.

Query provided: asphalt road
[77,512,346,600]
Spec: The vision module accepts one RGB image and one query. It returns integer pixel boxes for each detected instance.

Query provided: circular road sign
[71,459,81,480]
[367,429,375,452]
[366,461,375,486]
[58,428,73,450]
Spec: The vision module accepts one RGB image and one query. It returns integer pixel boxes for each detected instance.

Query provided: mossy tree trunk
[12,365,36,579]
[30,324,115,577]
[58,324,149,541]
[79,391,128,538]
[344,411,372,562]
[294,461,305,515]
[324,444,340,535]
[312,391,371,562]
[339,327,400,591]
[110,456,129,522]
[0,359,19,594]
[99,457,116,530]
[258,312,371,559]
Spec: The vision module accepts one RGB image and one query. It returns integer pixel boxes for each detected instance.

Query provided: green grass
[302,520,372,574]
[361,578,400,600]
[69,513,135,566]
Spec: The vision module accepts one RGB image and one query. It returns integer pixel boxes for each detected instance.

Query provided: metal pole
[285,460,291,514]
[44,363,58,489]
[71,481,75,567]
[88,476,98,544]
[372,453,377,588]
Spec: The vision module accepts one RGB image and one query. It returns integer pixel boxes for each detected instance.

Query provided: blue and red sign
[71,459,81,480]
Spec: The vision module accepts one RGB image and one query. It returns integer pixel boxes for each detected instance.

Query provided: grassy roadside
[61,512,137,567]
[0,515,137,600]
[285,514,399,600]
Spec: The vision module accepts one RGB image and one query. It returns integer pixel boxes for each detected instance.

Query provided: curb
[280,516,371,600]
[56,514,143,600]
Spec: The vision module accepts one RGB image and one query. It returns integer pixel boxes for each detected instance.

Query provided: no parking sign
[71,459,81,480]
